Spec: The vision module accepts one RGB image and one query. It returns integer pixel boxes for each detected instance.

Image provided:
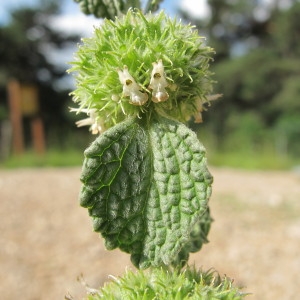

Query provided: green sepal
[80,114,213,268]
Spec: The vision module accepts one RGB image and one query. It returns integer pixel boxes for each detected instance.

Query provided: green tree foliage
[186,0,300,160]
[271,2,300,58]
[0,1,76,84]
[0,0,82,149]
[180,0,270,62]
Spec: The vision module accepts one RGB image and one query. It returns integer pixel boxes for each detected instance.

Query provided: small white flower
[193,98,204,123]
[70,108,104,134]
[149,60,169,103]
[193,94,222,123]
[117,67,148,106]
[193,112,203,123]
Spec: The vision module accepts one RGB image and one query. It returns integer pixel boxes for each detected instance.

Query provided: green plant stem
[144,0,163,13]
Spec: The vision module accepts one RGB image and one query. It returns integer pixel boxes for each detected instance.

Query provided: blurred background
[0,0,299,169]
[0,0,97,167]
[0,1,300,300]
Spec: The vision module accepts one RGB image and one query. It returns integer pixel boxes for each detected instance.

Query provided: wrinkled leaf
[80,114,213,268]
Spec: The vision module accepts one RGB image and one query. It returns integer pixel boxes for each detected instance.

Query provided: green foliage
[272,76,300,114]
[0,1,81,154]
[80,114,212,268]
[209,148,296,170]
[0,2,78,84]
[272,2,300,57]
[210,47,300,155]
[185,1,300,160]
[0,104,8,120]
[0,149,83,168]
[85,267,246,299]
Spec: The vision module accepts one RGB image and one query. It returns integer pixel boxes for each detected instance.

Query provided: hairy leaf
[74,0,142,19]
[80,114,213,268]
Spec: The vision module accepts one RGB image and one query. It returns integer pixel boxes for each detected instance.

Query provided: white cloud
[40,14,102,71]
[49,13,103,37]
[179,0,211,19]
[34,13,102,86]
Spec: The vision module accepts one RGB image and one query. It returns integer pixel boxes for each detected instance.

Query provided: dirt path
[0,167,299,300]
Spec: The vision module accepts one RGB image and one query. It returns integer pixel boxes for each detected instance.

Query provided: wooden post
[31,116,46,155]
[7,79,24,155]
[20,84,46,155]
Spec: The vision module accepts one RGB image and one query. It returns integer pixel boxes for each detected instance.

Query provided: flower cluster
[69,10,215,134]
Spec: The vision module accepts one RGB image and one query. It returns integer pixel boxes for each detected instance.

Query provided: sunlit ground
[0,167,299,299]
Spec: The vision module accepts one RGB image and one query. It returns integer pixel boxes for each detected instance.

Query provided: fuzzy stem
[144,0,163,13]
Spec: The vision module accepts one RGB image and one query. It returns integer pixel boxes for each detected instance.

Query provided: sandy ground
[0,166,300,300]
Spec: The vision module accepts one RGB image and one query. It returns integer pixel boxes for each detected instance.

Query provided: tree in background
[1,0,299,166]
[182,0,300,161]
[0,0,82,154]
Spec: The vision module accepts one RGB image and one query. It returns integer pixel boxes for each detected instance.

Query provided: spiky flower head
[69,9,215,133]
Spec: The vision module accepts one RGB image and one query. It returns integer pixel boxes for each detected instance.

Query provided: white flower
[194,94,222,123]
[70,108,104,134]
[148,60,169,103]
[117,67,148,106]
